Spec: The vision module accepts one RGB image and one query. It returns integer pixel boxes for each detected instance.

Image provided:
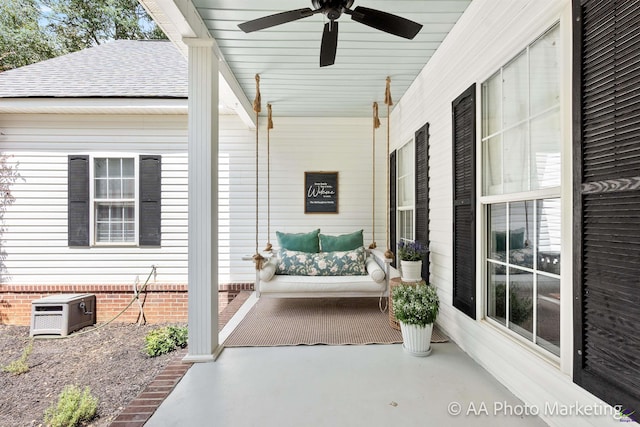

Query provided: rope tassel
[253,74,261,113]
[267,103,274,130]
[373,102,381,129]
[253,253,265,270]
[384,76,393,107]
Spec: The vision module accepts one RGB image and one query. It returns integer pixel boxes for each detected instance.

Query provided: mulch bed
[0,323,182,426]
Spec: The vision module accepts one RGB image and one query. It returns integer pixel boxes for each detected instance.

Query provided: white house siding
[391,1,618,426]
[1,113,386,286]
[0,113,189,285]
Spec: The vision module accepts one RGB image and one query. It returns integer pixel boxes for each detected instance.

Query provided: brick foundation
[0,282,254,326]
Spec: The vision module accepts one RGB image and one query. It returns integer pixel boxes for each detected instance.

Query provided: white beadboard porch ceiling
[191,0,472,118]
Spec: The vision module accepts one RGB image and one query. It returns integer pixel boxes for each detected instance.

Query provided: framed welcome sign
[304,171,338,213]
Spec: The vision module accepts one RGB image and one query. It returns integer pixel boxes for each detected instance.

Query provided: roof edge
[0,98,188,115]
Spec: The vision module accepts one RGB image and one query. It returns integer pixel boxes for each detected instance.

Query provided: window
[482,25,561,196]
[481,24,561,357]
[397,140,414,243]
[93,157,136,244]
[486,199,561,356]
[67,155,161,247]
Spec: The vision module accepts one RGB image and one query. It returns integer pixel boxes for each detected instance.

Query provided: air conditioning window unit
[30,294,96,337]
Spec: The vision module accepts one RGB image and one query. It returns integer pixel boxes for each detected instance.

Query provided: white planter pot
[400,322,433,357]
[400,260,423,282]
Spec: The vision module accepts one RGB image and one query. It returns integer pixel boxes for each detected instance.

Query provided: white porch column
[183,38,220,362]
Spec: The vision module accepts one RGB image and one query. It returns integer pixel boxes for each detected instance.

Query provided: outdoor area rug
[223,297,449,347]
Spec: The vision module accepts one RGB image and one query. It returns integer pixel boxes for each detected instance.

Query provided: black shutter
[68,155,90,247]
[415,123,430,281]
[573,0,640,419]
[139,155,162,246]
[452,84,476,319]
[389,150,397,267]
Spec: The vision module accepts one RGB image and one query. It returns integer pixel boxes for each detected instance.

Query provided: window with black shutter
[68,155,90,247]
[573,0,640,419]
[389,150,397,266]
[139,155,162,246]
[67,154,161,247]
[415,123,430,280]
[452,84,476,319]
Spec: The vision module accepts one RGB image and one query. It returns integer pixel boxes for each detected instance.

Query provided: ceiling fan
[238,0,423,67]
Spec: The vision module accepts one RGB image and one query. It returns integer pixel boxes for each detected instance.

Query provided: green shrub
[392,283,439,327]
[144,325,188,357]
[2,339,33,375]
[44,385,98,427]
[495,284,533,324]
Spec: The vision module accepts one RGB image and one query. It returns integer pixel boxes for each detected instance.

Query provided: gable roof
[0,40,187,99]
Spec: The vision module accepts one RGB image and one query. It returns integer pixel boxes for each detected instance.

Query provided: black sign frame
[304,171,338,214]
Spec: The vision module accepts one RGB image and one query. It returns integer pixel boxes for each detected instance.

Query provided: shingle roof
[0,40,187,98]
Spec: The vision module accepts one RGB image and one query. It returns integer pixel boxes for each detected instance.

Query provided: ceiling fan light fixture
[238,0,422,66]
[311,0,354,11]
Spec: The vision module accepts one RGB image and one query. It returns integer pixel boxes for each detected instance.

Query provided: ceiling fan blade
[320,21,338,67]
[349,6,423,39]
[238,8,316,33]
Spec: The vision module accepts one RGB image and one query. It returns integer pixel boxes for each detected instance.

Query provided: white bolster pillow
[366,256,385,283]
[259,257,278,282]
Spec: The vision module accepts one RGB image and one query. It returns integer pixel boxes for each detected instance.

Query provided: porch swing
[250,75,396,301]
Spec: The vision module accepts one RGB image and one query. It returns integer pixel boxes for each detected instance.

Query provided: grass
[2,339,33,375]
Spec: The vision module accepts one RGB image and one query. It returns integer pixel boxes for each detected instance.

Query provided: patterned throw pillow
[308,246,367,276]
[276,249,313,275]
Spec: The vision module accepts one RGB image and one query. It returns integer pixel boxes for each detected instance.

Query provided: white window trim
[89,154,140,247]
[478,22,564,365]
[483,198,562,364]
[396,139,415,243]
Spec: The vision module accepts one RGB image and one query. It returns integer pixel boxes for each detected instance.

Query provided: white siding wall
[390,1,618,426]
[1,113,190,285]
[1,113,386,285]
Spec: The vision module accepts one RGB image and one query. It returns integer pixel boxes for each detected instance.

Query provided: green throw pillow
[276,229,320,253]
[319,230,363,252]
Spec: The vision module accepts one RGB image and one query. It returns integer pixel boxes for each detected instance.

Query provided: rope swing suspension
[250,74,393,266]
[252,74,265,270]
[384,77,394,261]
[264,103,274,253]
[369,102,381,250]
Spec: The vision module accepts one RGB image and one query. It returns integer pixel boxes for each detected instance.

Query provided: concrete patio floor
[144,293,549,427]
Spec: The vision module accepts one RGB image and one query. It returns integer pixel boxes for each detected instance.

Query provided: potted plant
[392,282,440,356]
[397,240,428,282]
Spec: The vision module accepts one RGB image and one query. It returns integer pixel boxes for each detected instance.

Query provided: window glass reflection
[508,267,533,341]
[509,201,533,269]
[488,203,507,260]
[537,275,560,356]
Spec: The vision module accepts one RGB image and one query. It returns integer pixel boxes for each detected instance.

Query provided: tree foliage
[42,0,165,52]
[0,0,166,71]
[0,0,60,71]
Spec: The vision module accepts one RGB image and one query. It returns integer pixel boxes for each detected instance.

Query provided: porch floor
[144,295,549,427]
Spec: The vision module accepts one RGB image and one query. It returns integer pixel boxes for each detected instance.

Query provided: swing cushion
[319,230,363,252]
[276,229,320,253]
